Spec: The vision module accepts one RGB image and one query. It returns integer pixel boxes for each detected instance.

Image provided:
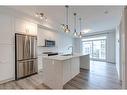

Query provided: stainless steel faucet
[68,46,73,55]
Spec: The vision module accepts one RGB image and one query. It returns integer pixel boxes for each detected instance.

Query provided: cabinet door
[43,59,63,89]
[37,27,45,46]
[15,18,37,35]
[43,59,55,86]
[71,57,80,78]
[0,15,12,44]
[63,59,71,84]
[38,56,43,71]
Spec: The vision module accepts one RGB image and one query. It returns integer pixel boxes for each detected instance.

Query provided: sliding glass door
[82,41,92,58]
[82,36,106,61]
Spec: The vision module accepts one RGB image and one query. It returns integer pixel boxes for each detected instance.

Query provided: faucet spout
[68,46,73,55]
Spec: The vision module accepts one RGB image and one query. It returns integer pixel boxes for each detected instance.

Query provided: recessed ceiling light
[104,10,108,14]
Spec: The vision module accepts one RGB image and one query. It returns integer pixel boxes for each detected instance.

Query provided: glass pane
[82,41,92,58]
[100,40,106,59]
[92,40,101,59]
[82,37,106,61]
[82,36,106,41]
[92,40,106,60]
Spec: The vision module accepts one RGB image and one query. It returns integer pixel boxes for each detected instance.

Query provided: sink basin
[61,54,73,56]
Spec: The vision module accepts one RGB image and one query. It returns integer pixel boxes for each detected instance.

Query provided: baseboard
[0,77,14,84]
[80,67,89,70]
[0,70,43,84]
[121,81,127,89]
[106,61,115,64]
[91,59,115,64]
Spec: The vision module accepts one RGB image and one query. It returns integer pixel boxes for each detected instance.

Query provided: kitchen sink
[61,54,73,56]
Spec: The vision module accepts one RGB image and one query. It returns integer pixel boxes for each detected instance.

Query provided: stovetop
[43,52,58,56]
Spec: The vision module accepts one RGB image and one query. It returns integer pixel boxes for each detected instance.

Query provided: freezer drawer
[17,59,37,79]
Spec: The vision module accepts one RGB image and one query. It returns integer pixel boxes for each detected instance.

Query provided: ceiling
[9,6,123,34]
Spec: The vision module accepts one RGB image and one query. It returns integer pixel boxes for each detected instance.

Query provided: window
[82,36,106,61]
[82,41,92,58]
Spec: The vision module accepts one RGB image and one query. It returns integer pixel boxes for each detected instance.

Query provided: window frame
[82,37,107,62]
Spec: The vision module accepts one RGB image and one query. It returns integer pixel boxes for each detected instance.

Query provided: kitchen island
[42,54,88,89]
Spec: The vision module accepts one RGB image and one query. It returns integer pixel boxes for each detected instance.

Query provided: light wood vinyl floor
[0,61,122,89]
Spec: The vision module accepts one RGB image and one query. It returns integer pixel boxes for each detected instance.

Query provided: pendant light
[61,5,70,33]
[73,13,78,37]
[79,18,82,38]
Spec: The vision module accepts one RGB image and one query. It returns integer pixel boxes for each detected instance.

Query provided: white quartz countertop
[42,53,89,61]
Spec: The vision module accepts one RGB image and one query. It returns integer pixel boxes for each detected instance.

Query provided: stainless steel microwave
[45,40,55,47]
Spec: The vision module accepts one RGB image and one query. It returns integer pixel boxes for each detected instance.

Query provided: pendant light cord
[74,13,77,32]
[65,5,69,25]
[79,18,81,32]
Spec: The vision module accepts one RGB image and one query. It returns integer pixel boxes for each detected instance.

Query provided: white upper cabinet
[37,27,46,46]
[15,18,37,36]
[37,27,56,46]
[0,14,12,44]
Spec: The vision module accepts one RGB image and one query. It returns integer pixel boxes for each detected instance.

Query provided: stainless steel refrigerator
[15,33,38,80]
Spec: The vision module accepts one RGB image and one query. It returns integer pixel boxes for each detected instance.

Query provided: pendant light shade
[61,7,83,37]
[74,29,78,36]
[79,31,82,38]
[79,18,82,38]
[61,5,70,33]
[73,13,78,37]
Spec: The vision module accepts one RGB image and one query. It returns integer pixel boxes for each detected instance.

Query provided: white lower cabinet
[43,59,63,89]
[37,55,43,72]
[63,59,71,84]
[43,57,80,89]
[71,57,80,78]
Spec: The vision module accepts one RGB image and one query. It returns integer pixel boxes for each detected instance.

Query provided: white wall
[121,7,127,89]
[120,10,125,88]
[0,14,15,83]
[106,31,116,63]
[115,26,121,80]
[117,7,127,89]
